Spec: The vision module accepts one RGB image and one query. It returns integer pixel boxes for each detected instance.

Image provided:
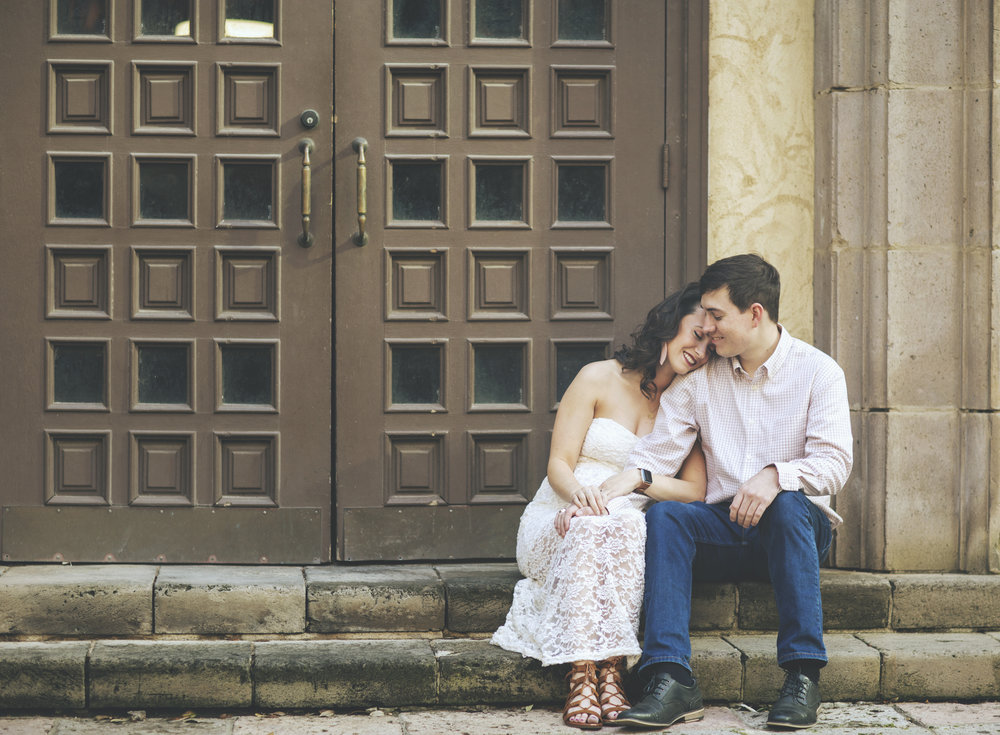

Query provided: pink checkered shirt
[626,327,853,527]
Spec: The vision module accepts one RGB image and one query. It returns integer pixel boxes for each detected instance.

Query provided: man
[611,254,853,730]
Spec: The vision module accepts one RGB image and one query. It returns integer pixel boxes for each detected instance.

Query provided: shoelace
[645,675,676,699]
[778,674,810,705]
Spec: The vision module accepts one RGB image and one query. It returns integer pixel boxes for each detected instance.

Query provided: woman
[491,283,712,730]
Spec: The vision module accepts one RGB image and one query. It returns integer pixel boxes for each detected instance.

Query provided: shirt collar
[730,324,792,378]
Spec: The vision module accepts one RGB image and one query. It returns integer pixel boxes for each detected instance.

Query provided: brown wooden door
[334,0,703,560]
[0,0,333,563]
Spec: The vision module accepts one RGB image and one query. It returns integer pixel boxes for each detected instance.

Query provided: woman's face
[664,309,712,375]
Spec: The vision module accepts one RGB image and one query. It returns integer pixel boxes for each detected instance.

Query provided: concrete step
[0,564,997,710]
[1,564,999,637]
[3,633,1000,711]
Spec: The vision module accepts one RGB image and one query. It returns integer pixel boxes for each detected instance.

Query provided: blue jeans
[640,490,832,673]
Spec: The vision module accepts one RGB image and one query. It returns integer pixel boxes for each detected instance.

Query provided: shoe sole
[765,721,816,730]
[615,708,704,729]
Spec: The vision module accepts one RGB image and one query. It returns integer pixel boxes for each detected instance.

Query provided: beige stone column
[814,0,997,571]
[707,0,815,342]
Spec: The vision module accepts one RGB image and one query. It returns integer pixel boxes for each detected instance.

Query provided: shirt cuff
[772,462,800,493]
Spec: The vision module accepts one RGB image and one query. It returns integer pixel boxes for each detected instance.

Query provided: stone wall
[814,0,998,571]
[707,0,815,343]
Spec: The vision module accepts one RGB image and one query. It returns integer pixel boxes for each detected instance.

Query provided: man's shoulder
[784,334,846,379]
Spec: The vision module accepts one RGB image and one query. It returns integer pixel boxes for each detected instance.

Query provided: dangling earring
[659,342,669,366]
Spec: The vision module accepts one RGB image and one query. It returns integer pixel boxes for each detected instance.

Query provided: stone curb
[0,634,997,711]
[0,566,996,637]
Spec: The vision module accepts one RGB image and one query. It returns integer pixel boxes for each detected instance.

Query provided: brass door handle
[351,137,368,246]
[298,138,315,248]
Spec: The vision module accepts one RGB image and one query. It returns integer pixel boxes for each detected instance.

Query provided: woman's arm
[599,440,707,503]
[546,363,608,514]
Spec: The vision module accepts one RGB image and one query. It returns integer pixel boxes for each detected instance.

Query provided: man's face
[700,287,755,359]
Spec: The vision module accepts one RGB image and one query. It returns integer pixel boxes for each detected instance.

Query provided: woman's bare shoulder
[574,359,623,385]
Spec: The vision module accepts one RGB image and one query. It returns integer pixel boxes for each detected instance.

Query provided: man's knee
[646,499,693,527]
[761,490,814,531]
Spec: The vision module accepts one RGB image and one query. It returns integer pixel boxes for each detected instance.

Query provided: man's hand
[555,505,597,537]
[730,465,780,528]
[599,469,640,503]
[570,485,607,516]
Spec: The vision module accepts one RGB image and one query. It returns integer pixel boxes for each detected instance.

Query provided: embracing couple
[492,254,853,731]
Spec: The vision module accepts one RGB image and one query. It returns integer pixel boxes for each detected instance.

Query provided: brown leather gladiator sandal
[597,656,631,725]
[563,660,602,730]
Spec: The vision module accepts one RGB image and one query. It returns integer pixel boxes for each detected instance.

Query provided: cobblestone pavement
[0,703,999,735]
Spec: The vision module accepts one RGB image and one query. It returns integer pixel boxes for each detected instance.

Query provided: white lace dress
[492,417,651,666]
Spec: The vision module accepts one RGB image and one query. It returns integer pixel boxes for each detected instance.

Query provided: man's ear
[750,303,764,326]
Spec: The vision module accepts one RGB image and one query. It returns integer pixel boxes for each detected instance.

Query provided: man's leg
[619,500,741,729]
[751,491,832,729]
[753,491,832,667]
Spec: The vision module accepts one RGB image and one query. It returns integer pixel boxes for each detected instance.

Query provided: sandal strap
[564,661,601,729]
[597,657,631,720]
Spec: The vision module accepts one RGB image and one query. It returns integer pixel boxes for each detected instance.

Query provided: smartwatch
[636,468,653,494]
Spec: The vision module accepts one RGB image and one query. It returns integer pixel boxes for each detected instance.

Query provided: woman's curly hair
[613,282,703,399]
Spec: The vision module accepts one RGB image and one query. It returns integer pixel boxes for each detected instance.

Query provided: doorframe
[664,0,708,291]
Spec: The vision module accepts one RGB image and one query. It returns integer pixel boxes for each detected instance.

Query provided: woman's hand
[570,484,607,516]
[599,470,639,502]
[555,505,597,537]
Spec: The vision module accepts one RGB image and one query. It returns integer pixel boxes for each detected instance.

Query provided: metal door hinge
[662,144,669,189]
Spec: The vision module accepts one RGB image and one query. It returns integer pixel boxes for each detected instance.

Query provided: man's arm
[624,372,699,476]
[772,361,853,497]
[730,360,853,528]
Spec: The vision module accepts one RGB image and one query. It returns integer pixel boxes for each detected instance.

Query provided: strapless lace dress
[492,417,651,666]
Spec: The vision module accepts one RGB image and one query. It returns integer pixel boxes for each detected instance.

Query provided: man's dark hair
[699,253,780,322]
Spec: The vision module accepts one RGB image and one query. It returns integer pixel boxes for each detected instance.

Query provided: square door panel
[469,66,529,137]
[470,0,529,46]
[468,248,529,320]
[385,340,446,412]
[385,249,447,321]
[553,0,613,47]
[468,339,530,412]
[48,60,112,134]
[386,156,448,228]
[386,0,448,45]
[129,432,194,506]
[48,153,111,226]
[550,247,613,320]
[216,156,279,228]
[50,0,112,40]
[215,433,279,506]
[134,0,196,41]
[46,339,110,411]
[217,63,280,136]
[467,431,530,504]
[551,66,613,137]
[46,245,112,319]
[130,339,195,411]
[551,339,610,408]
[215,340,279,412]
[384,433,446,505]
[132,155,195,226]
[131,247,194,319]
[385,65,448,137]
[219,0,279,44]
[552,157,613,227]
[45,431,111,505]
[133,62,196,135]
[468,157,531,229]
[216,246,280,321]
